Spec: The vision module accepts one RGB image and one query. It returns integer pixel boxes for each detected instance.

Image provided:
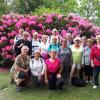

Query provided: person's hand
[39,73,43,77]
[57,73,61,78]
[45,79,48,84]
[81,64,84,68]
[24,69,29,72]
[91,63,95,68]
[18,43,24,48]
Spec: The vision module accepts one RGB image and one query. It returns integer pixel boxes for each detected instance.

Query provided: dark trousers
[48,73,57,90]
[48,73,64,90]
[93,66,100,86]
[62,64,70,83]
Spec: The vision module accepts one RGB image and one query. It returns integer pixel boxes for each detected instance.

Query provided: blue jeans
[93,66,100,85]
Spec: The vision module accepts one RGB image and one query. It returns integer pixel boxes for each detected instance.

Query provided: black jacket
[14,39,32,56]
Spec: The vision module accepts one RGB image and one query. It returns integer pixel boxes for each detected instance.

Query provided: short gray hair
[21,46,29,51]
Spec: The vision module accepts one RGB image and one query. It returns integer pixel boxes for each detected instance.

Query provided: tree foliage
[0,0,10,16]
[77,0,100,26]
[0,0,100,26]
[11,0,44,14]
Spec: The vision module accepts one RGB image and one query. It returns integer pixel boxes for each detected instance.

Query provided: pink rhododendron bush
[0,13,100,68]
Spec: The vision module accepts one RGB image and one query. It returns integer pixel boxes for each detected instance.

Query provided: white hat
[34,49,40,53]
[82,36,87,40]
[74,37,81,42]
[33,32,38,35]
[52,29,58,33]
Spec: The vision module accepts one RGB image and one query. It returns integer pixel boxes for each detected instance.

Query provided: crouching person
[30,49,46,88]
[45,50,64,91]
[11,46,30,92]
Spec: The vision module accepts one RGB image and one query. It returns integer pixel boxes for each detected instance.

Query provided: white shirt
[40,42,50,53]
[30,58,46,76]
[31,39,40,54]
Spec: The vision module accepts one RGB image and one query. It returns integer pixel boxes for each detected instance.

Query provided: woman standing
[40,35,50,60]
[14,31,32,56]
[47,29,60,44]
[14,29,24,45]
[58,38,72,83]
[31,31,41,56]
[45,50,64,90]
[70,37,83,82]
[90,35,100,89]
[82,39,93,83]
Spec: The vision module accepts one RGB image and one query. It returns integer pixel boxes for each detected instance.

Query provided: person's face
[82,39,87,45]
[97,39,100,44]
[50,51,56,59]
[61,41,67,47]
[34,52,40,59]
[52,31,57,36]
[52,38,57,43]
[21,48,28,55]
[67,35,71,39]
[23,34,28,40]
[74,40,80,45]
[33,35,38,39]
[87,41,92,47]
[19,29,24,35]
[42,37,47,42]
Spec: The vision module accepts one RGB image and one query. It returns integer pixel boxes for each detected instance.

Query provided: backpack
[71,77,86,87]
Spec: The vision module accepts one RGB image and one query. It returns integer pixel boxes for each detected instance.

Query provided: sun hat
[33,32,38,36]
[52,29,58,33]
[74,37,81,42]
[34,49,40,53]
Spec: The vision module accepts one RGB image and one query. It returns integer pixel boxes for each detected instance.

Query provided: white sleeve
[41,59,46,75]
[39,43,41,49]
[29,60,33,70]
[14,36,17,45]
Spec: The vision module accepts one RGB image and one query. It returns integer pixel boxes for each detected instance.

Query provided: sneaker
[86,81,89,83]
[93,85,97,89]
[89,80,93,85]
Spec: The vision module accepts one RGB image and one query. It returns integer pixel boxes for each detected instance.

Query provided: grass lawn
[0,73,100,100]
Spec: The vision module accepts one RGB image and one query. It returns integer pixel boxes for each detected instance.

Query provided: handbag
[17,71,27,79]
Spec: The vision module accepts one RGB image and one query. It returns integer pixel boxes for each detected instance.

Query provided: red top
[45,58,61,73]
[90,45,100,66]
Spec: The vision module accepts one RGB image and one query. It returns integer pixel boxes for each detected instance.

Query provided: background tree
[0,0,10,16]
[42,0,78,15]
[77,0,100,26]
[11,0,44,14]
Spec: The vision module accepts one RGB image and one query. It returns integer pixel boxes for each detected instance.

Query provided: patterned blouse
[13,54,30,70]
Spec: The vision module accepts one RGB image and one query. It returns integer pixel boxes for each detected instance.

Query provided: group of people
[10,28,100,92]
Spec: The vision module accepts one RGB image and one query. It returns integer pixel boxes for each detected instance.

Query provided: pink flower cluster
[0,13,100,68]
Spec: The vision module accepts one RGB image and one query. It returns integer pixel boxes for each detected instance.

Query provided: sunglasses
[24,35,28,36]
[75,40,80,41]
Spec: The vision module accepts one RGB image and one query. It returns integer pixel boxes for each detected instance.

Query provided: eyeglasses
[24,35,28,36]
[75,40,80,41]
[61,41,66,43]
